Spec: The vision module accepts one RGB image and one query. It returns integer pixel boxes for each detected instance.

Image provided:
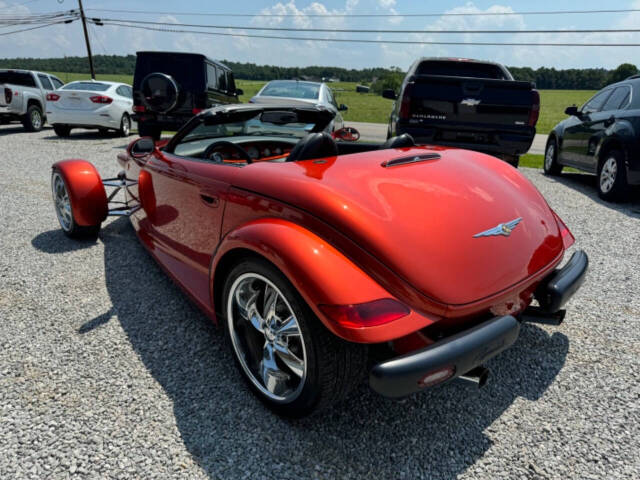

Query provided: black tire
[51,170,100,239]
[22,104,43,132]
[138,122,162,140]
[118,113,131,137]
[597,149,629,202]
[53,125,71,137]
[544,136,563,176]
[222,258,367,417]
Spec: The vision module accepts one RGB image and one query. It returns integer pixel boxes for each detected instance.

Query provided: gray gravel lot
[1,124,639,479]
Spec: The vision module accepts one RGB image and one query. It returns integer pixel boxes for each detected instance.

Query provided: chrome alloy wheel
[227,273,307,402]
[31,108,42,130]
[600,157,617,193]
[52,172,72,231]
[545,143,555,170]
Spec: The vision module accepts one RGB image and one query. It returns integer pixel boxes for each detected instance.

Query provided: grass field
[51,72,595,135]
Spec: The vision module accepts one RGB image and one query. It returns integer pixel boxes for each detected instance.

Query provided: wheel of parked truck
[118,114,131,137]
[138,122,162,140]
[543,137,563,176]
[597,150,629,202]
[51,170,100,239]
[23,104,43,132]
[53,125,71,137]
[223,257,367,417]
[505,155,520,168]
[140,72,179,114]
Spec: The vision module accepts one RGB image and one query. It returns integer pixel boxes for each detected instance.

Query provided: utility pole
[77,0,95,79]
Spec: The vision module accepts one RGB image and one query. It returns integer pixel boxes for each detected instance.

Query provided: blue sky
[2,0,639,70]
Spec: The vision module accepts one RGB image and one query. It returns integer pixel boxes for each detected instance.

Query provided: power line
[95,20,640,46]
[86,7,640,18]
[0,19,74,36]
[94,17,640,34]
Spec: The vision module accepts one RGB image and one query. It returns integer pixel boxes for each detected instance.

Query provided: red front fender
[52,160,107,226]
[211,218,437,343]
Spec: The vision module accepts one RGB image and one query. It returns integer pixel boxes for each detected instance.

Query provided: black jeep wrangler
[132,51,243,139]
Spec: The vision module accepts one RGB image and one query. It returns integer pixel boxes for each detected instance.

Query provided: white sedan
[249,80,347,132]
[46,80,133,137]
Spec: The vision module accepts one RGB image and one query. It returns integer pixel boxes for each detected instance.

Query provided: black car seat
[287,132,338,162]
[380,133,415,149]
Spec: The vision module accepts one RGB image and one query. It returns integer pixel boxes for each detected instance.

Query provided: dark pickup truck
[383,58,540,167]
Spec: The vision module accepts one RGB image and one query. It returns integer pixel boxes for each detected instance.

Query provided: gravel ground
[1,124,639,480]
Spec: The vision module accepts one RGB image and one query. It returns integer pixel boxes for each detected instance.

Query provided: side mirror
[382,89,397,100]
[338,103,348,111]
[565,105,579,117]
[236,88,244,96]
[333,126,360,142]
[129,137,156,158]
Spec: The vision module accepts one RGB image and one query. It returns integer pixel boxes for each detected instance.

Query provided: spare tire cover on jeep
[140,73,179,113]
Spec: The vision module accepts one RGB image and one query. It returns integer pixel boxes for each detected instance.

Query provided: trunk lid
[54,89,110,111]
[239,146,563,306]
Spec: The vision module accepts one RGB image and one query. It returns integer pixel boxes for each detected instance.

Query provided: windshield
[260,81,321,100]
[62,82,110,91]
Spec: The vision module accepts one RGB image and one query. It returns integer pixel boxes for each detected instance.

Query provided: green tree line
[0,55,636,90]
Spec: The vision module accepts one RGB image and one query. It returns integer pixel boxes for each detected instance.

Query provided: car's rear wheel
[223,258,367,417]
[53,125,71,137]
[51,170,100,239]
[23,104,43,132]
[598,150,629,202]
[544,137,563,176]
[118,114,131,137]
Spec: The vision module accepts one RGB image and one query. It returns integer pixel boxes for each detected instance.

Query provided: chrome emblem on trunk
[473,218,522,238]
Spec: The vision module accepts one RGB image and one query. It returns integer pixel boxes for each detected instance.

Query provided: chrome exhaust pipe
[458,366,490,388]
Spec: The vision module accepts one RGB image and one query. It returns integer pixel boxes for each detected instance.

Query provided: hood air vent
[381,153,441,168]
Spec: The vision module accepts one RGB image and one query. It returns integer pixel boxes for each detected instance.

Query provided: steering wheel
[203,141,253,164]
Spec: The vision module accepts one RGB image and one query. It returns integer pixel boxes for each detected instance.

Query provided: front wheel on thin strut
[223,258,367,417]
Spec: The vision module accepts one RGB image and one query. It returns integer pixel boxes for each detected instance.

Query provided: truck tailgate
[400,75,537,154]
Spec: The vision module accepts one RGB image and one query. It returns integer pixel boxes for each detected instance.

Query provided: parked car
[49,104,587,417]
[382,57,540,167]
[46,80,133,137]
[544,76,640,201]
[0,69,63,132]
[132,51,243,139]
[250,80,347,132]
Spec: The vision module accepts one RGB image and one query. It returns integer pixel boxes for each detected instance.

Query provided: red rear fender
[211,219,438,343]
[52,160,107,226]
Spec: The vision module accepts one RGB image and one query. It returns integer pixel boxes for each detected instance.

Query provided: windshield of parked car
[62,82,110,91]
[260,81,321,100]
[416,61,509,79]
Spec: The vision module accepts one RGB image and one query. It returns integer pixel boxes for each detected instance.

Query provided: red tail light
[46,93,60,101]
[192,108,203,115]
[398,83,414,120]
[528,89,540,127]
[319,298,410,328]
[4,87,11,104]
[90,95,113,104]
[133,105,146,112]
[552,210,575,248]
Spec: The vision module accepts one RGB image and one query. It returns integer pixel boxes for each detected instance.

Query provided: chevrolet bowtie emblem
[461,98,481,106]
[473,218,522,238]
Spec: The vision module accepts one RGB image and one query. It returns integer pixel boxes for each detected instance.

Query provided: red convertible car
[51,105,587,417]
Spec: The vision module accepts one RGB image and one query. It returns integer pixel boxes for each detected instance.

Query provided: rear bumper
[133,114,190,132]
[47,108,120,129]
[370,315,520,398]
[369,249,588,398]
[395,123,535,156]
[534,249,588,313]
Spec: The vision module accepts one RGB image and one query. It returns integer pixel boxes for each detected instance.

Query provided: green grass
[50,72,595,133]
[520,154,544,168]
